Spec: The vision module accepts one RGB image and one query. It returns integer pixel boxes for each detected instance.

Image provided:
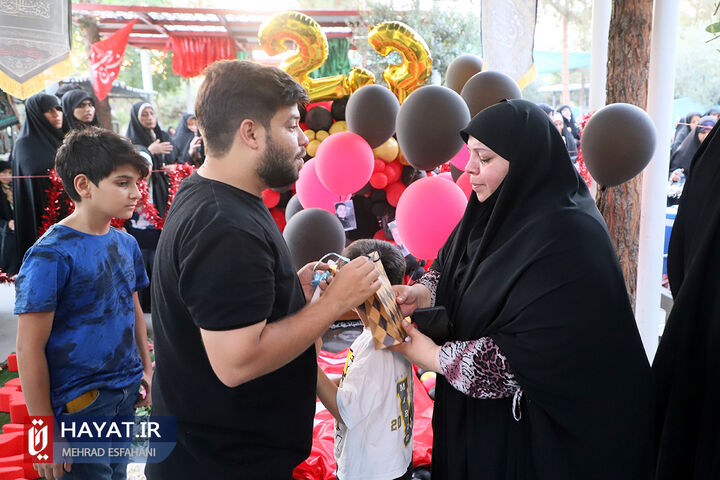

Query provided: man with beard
[146,61,382,479]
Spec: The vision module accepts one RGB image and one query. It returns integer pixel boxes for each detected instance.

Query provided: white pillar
[635,0,680,362]
[589,0,611,111]
[140,49,154,97]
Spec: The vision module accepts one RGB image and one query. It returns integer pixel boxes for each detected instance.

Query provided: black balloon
[460,71,522,117]
[396,86,471,170]
[284,194,304,222]
[346,85,400,148]
[450,164,464,182]
[445,54,484,94]
[305,106,333,131]
[580,103,656,187]
[331,96,349,121]
[401,165,426,186]
[283,208,346,270]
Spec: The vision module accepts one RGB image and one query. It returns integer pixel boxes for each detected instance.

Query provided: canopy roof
[72,4,359,52]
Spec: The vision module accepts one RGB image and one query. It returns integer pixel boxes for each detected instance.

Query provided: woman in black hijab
[171,112,202,165]
[654,120,720,480]
[61,90,100,131]
[558,104,580,141]
[11,93,66,260]
[125,101,176,216]
[670,112,700,154]
[668,116,715,175]
[392,99,654,479]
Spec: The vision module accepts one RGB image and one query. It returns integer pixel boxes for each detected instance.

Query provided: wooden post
[77,15,113,130]
[596,0,653,306]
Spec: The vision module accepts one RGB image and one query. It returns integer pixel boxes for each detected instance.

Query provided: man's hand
[297,261,329,302]
[148,139,173,156]
[8,219,14,230]
[321,256,382,314]
[35,461,71,479]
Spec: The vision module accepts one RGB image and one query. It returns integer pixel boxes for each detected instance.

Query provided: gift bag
[361,251,408,350]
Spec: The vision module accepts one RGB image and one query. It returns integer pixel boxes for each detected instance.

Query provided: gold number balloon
[259,12,374,101]
[368,21,432,103]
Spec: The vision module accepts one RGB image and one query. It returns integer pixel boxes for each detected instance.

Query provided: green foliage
[675,0,720,105]
[349,1,482,86]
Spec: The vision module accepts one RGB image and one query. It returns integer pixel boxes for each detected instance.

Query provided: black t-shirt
[149,173,315,477]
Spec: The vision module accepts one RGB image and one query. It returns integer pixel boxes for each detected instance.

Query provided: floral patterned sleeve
[416,269,440,306]
[439,337,524,421]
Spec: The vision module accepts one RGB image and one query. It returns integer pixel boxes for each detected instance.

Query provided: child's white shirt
[335,328,414,480]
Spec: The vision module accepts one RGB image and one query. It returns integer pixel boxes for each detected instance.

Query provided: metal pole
[589,0,611,111]
[140,49,154,99]
[636,0,680,362]
[587,0,611,198]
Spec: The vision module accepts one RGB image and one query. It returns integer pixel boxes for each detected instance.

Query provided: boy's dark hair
[55,127,149,202]
[0,160,10,172]
[195,60,309,158]
[342,239,406,285]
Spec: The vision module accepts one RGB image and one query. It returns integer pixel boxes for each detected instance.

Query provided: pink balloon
[439,172,453,181]
[315,132,374,195]
[295,158,348,212]
[456,172,472,199]
[396,176,467,259]
[450,146,470,170]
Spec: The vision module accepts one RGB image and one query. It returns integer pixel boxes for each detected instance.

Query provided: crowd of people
[5,61,720,480]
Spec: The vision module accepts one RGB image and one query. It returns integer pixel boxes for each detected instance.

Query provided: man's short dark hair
[195,60,310,157]
[342,239,406,285]
[55,127,149,202]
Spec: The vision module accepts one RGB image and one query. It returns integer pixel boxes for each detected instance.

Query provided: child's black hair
[55,127,149,202]
[342,239,406,285]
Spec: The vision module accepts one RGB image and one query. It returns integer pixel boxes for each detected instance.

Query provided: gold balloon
[304,129,316,141]
[329,121,348,135]
[316,130,329,141]
[259,12,376,102]
[307,139,322,157]
[347,67,376,92]
[368,21,432,103]
[373,137,400,162]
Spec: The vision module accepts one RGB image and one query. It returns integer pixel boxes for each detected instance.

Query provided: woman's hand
[148,139,173,155]
[188,136,202,158]
[393,284,430,316]
[389,320,441,373]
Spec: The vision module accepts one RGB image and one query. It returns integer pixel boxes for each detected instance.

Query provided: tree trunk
[596,0,653,307]
[77,16,113,130]
[561,12,570,105]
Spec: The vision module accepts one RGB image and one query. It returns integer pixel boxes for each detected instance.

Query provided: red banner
[168,36,237,78]
[90,19,137,101]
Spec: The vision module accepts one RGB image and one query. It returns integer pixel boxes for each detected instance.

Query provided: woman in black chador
[61,90,101,131]
[11,93,66,260]
[392,99,654,480]
[125,101,176,217]
[654,120,720,480]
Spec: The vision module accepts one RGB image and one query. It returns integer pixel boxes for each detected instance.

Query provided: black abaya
[126,102,175,216]
[11,93,65,260]
[171,113,196,165]
[430,99,654,479]
[653,121,720,480]
[668,116,716,175]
